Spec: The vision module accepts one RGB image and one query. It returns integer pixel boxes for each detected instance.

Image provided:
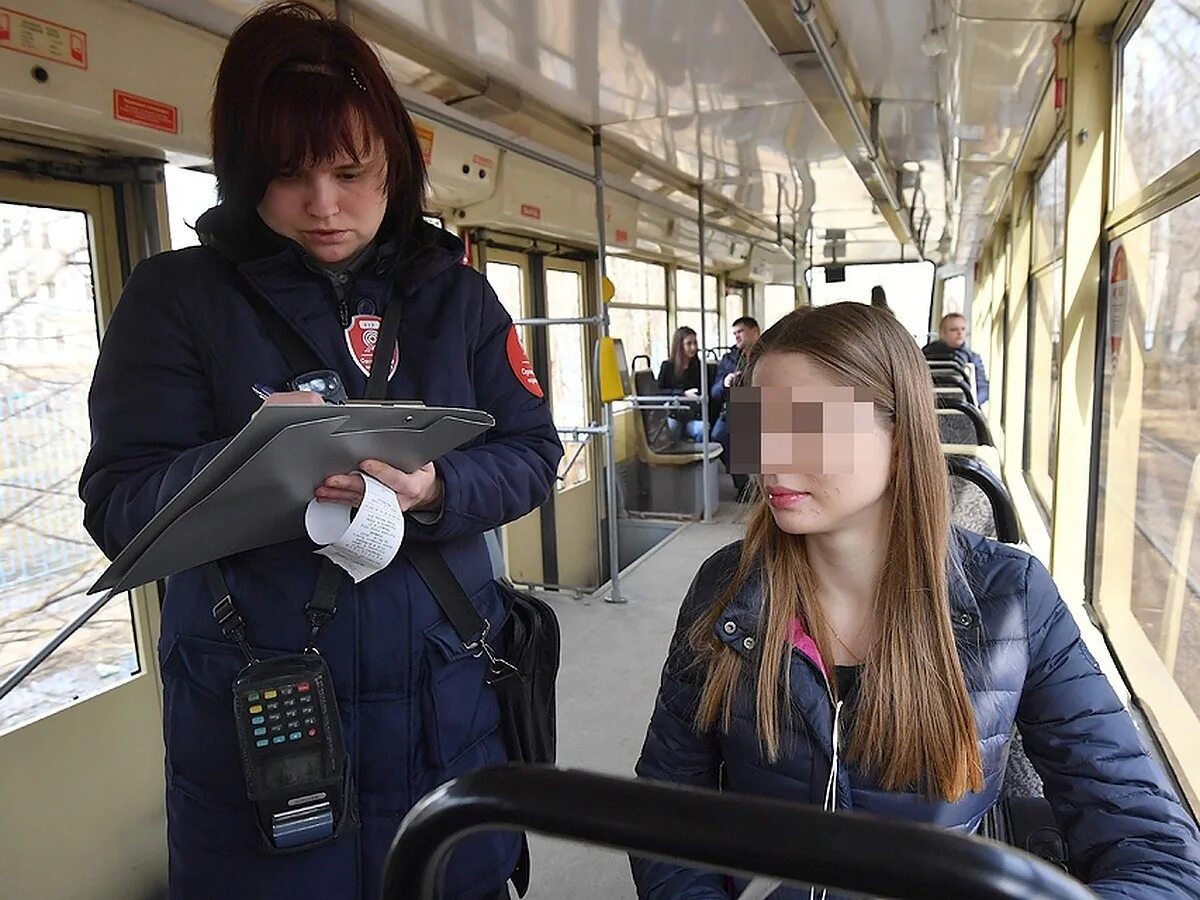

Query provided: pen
[251,383,275,401]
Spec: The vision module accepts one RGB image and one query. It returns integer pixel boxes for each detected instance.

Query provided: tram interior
[2,0,1200,897]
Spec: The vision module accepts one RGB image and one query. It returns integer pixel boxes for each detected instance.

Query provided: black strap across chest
[206,263,404,660]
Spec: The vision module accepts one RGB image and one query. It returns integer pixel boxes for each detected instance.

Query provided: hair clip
[347,66,367,92]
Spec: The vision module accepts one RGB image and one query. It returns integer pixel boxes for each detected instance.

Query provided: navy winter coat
[633,530,1200,898]
[80,207,562,900]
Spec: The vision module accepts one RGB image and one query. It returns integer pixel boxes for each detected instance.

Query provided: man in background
[711,316,760,497]
[923,312,989,405]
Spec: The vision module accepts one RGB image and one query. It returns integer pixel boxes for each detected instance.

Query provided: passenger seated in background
[657,326,706,442]
[632,303,1199,899]
[710,317,760,497]
[923,312,989,404]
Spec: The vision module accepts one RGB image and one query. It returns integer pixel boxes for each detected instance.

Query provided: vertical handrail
[592,129,623,603]
[697,152,713,522]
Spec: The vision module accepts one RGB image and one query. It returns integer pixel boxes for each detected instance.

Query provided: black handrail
[937,395,994,446]
[947,454,1022,543]
[381,767,1094,900]
[931,370,977,406]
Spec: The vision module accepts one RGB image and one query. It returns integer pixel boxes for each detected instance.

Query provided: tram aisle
[525,513,746,899]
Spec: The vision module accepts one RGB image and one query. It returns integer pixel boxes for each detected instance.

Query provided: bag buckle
[462,619,519,685]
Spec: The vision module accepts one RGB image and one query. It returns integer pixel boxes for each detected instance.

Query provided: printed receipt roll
[304,472,404,582]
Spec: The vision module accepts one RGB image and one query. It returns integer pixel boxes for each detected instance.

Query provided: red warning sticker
[344,315,399,379]
[113,90,178,134]
[506,326,542,398]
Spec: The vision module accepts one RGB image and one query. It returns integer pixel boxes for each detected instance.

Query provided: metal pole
[792,228,800,307]
[698,155,713,522]
[593,129,623,604]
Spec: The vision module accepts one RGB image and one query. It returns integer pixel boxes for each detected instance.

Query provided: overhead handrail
[937,396,993,446]
[947,455,1021,544]
[380,766,1095,900]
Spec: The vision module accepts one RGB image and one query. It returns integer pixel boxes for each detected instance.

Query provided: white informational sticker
[304,472,404,583]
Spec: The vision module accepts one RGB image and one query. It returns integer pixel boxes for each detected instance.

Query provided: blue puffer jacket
[80,207,562,900]
[633,530,1200,898]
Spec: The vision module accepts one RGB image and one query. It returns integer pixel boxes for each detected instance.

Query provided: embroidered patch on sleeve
[506,326,543,398]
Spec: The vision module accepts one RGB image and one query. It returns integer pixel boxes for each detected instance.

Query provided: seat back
[632,368,676,453]
[936,395,992,444]
[938,410,981,445]
[946,455,1020,543]
[931,370,976,405]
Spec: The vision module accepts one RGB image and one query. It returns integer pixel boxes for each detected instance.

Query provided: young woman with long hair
[657,326,705,442]
[632,303,1199,898]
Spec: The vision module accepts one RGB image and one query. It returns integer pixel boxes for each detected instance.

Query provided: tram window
[1117,1,1200,204]
[724,287,746,332]
[545,268,589,489]
[763,283,797,328]
[486,261,528,348]
[605,255,669,367]
[164,165,218,251]
[1025,140,1068,515]
[808,261,935,345]
[1093,194,1200,805]
[0,202,138,733]
[675,269,719,349]
[942,275,967,317]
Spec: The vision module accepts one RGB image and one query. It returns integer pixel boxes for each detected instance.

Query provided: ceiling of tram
[133,0,1078,267]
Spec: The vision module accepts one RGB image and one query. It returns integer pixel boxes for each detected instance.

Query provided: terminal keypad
[244,682,320,750]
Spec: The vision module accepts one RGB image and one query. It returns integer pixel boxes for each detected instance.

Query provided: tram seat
[928,359,977,398]
[626,368,722,518]
[944,451,1021,544]
[931,370,976,406]
[938,410,982,445]
[936,397,993,446]
[935,385,972,407]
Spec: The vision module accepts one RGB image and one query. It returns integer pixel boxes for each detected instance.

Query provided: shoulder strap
[404,544,487,644]
[220,258,324,374]
[404,544,519,685]
[364,291,402,400]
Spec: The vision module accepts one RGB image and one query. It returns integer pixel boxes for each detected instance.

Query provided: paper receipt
[304,472,404,582]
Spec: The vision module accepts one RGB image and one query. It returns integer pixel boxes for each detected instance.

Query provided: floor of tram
[526,482,748,899]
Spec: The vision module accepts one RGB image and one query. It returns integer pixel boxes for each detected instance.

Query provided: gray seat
[938,411,980,445]
[949,474,999,540]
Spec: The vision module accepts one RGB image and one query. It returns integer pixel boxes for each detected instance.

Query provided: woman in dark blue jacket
[79,4,561,898]
[633,303,1199,898]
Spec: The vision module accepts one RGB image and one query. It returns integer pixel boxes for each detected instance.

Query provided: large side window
[605,255,668,373]
[675,268,719,355]
[1024,139,1068,516]
[1093,0,1200,811]
[0,202,137,733]
[763,283,796,328]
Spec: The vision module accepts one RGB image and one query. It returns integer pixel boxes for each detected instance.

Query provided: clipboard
[90,402,494,595]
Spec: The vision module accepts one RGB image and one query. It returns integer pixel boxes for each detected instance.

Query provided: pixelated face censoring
[728,386,877,474]
[732,352,894,535]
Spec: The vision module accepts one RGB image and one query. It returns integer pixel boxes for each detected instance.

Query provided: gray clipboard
[90,402,494,595]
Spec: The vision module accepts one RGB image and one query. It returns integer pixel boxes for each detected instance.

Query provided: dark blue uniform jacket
[80,207,563,899]
[633,530,1200,899]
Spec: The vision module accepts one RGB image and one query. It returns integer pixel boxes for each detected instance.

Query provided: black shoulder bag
[237,269,561,892]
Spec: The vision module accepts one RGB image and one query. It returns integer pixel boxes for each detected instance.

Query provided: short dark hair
[732,316,760,330]
[940,313,967,326]
[211,1,427,231]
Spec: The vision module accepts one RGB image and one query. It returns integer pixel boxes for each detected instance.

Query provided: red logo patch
[344,315,398,379]
[506,326,542,398]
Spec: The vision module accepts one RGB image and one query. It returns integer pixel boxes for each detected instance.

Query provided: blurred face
[733,323,759,350]
[258,143,388,265]
[940,316,968,349]
[742,352,893,536]
[683,335,699,358]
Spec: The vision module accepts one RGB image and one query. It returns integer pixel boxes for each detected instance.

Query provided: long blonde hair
[690,303,983,801]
